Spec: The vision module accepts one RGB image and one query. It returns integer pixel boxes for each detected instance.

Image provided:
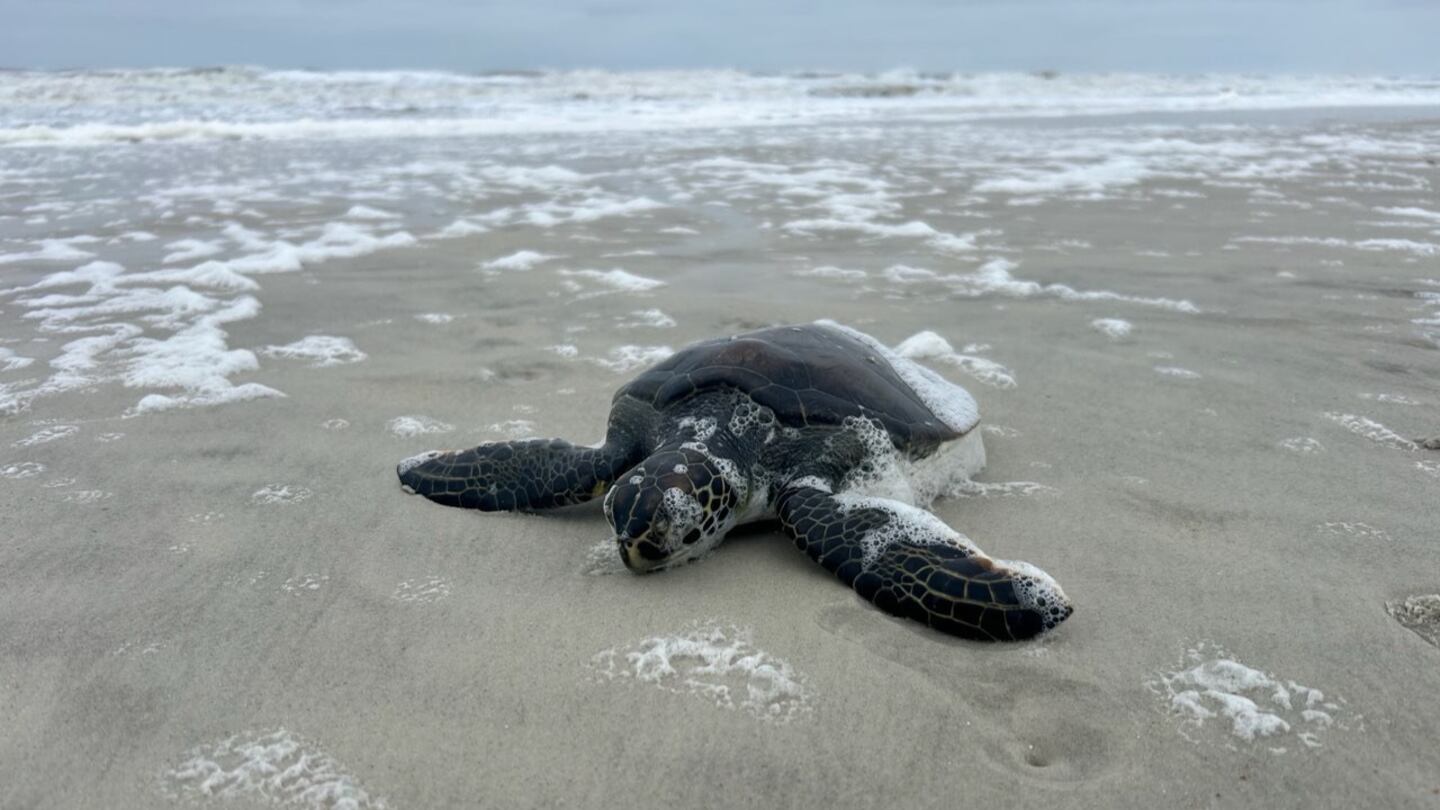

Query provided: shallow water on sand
[2,73,1440,808]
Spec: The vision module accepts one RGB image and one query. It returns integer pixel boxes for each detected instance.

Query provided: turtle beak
[617,533,667,572]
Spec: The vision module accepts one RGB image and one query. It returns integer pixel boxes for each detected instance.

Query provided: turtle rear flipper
[397,438,637,511]
[777,484,1071,641]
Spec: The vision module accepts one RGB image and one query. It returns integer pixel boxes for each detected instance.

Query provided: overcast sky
[2,0,1438,74]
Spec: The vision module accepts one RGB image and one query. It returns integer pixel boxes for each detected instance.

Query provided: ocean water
[4,69,1440,807]
[3,68,1438,420]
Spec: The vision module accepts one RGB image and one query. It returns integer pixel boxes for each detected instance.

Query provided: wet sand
[3,110,1440,808]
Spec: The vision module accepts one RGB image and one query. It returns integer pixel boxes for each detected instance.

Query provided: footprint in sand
[815,603,1135,785]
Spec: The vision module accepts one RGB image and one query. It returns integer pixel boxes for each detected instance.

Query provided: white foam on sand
[162,238,224,264]
[1278,437,1324,454]
[481,250,561,271]
[262,335,367,367]
[617,308,677,328]
[1358,392,1420,406]
[1316,521,1392,541]
[251,484,313,505]
[1,461,45,479]
[1150,643,1353,752]
[387,415,454,438]
[12,424,79,447]
[391,576,452,604]
[1091,318,1133,339]
[559,268,665,297]
[1154,366,1202,379]
[885,258,1200,313]
[893,330,1016,389]
[161,728,387,809]
[344,204,399,220]
[1322,412,1418,451]
[1234,235,1440,257]
[589,622,811,722]
[0,347,35,371]
[797,265,867,280]
[413,312,453,324]
[594,345,674,373]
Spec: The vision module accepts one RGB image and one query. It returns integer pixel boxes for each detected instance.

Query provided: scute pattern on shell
[616,323,966,456]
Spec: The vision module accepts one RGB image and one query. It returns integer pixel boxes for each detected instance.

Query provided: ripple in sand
[1387,594,1440,647]
[1148,642,1356,753]
[1278,437,1324,454]
[386,415,453,438]
[391,576,451,604]
[590,622,811,722]
[252,484,313,505]
[161,728,386,809]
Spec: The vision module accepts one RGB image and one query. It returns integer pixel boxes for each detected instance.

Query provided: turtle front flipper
[777,483,1072,641]
[397,438,636,511]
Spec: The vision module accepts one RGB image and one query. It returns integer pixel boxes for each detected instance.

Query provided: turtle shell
[615,322,976,452]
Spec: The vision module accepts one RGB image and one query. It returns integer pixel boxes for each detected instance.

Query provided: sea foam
[161,728,386,809]
[590,622,811,722]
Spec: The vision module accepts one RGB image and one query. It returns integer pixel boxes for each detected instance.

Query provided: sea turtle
[396,320,1072,641]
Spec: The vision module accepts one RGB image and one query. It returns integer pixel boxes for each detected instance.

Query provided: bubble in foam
[160,728,387,809]
[1278,437,1324,454]
[1323,412,1417,451]
[589,621,811,722]
[1315,521,1391,542]
[662,486,704,534]
[396,450,442,477]
[1148,642,1356,752]
[1,461,45,479]
[387,415,453,438]
[261,335,367,367]
[12,424,78,447]
[391,576,452,604]
[832,491,982,565]
[252,484,313,505]
[1090,318,1133,339]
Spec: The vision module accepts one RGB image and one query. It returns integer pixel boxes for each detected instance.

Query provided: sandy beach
[2,70,1440,808]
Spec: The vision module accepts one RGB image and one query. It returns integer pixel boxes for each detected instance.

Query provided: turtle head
[604,446,741,572]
